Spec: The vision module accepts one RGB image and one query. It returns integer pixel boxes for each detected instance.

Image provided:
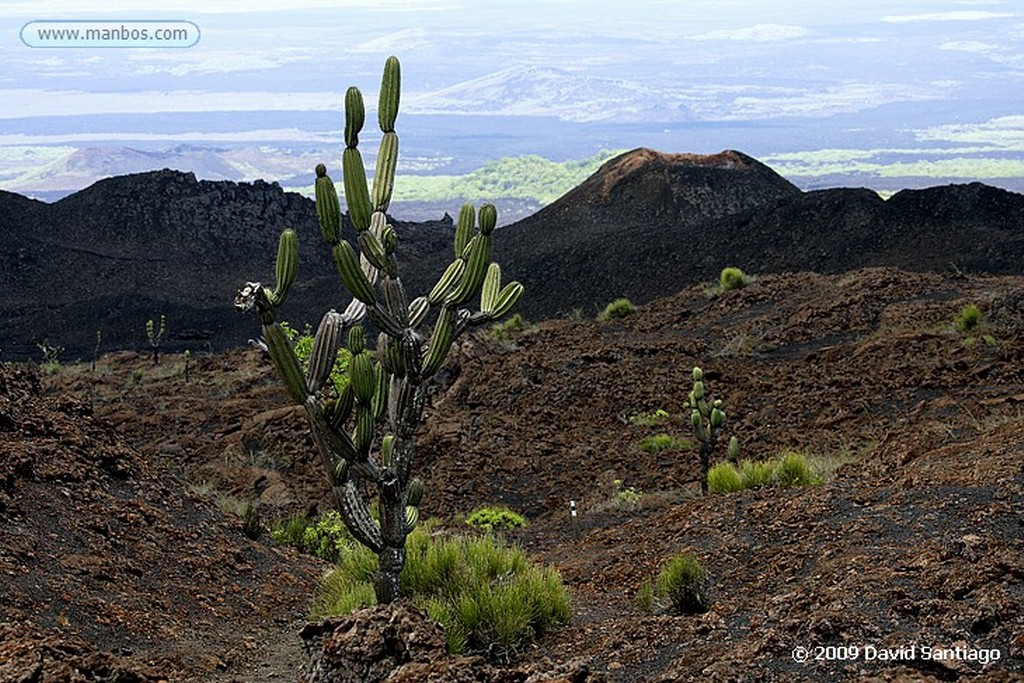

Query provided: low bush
[597,298,636,321]
[655,550,712,614]
[465,505,527,533]
[626,408,670,427]
[312,527,571,658]
[707,451,819,493]
[270,509,353,563]
[719,267,749,291]
[954,303,983,333]
[637,433,691,453]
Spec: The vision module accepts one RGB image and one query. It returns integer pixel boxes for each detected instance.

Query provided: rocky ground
[1,266,1022,682]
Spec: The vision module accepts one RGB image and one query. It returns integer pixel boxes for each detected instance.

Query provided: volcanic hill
[1,148,1023,361]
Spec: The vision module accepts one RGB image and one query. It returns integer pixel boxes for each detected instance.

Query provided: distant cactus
[234,56,523,604]
[146,315,166,365]
[688,367,739,495]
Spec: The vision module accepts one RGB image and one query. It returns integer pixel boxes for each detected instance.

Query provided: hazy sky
[6,2,1021,111]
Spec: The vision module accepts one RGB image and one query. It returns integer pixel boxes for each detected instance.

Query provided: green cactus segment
[353,404,375,455]
[372,131,399,212]
[727,435,741,463]
[711,407,725,429]
[490,282,524,319]
[381,223,398,255]
[480,262,501,314]
[358,230,396,277]
[372,364,390,420]
[348,325,366,354]
[328,383,355,428]
[350,352,377,403]
[428,259,466,306]
[404,505,419,531]
[445,233,492,307]
[455,203,475,258]
[407,296,429,328]
[422,306,455,377]
[380,433,395,466]
[333,241,377,305]
[378,55,401,133]
[315,168,341,245]
[382,277,409,327]
[342,147,372,232]
[407,477,424,507]
[336,480,383,553]
[268,229,298,307]
[344,86,365,148]
[263,321,309,404]
[478,202,498,236]
[307,310,344,393]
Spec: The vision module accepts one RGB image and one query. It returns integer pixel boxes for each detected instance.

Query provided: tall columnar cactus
[146,315,166,365]
[234,56,523,604]
[689,366,740,495]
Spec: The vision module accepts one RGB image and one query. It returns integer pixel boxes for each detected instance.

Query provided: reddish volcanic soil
[2,267,1023,682]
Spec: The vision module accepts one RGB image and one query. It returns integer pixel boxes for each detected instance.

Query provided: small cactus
[234,56,523,605]
[688,366,739,495]
[146,315,166,365]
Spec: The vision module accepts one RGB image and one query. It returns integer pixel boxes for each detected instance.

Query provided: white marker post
[569,499,579,538]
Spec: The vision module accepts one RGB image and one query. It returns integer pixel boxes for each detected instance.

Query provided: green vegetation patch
[719,267,749,292]
[312,527,570,657]
[637,433,692,454]
[465,505,528,533]
[641,550,712,615]
[707,451,820,493]
[597,298,636,321]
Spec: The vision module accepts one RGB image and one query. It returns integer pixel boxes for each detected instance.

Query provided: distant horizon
[3,1,1022,199]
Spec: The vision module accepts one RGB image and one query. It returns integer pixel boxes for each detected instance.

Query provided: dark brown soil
[2,266,1022,682]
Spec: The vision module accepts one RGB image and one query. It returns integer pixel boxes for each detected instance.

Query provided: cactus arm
[334,480,383,553]
[306,310,345,393]
[262,320,309,403]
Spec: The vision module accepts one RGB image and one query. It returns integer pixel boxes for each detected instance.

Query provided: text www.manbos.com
[21,21,200,48]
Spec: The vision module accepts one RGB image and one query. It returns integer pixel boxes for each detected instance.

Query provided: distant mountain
[405,66,694,123]
[2,150,1023,360]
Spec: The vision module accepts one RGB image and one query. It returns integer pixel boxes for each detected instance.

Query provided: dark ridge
[2,153,1023,359]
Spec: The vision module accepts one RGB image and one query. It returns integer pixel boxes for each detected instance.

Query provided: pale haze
[2,0,1022,203]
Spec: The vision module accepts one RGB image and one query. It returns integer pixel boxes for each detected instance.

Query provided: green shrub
[954,303,983,333]
[271,509,355,563]
[626,408,670,427]
[707,462,744,493]
[719,267,748,291]
[707,452,820,493]
[655,551,711,614]
[312,527,570,658]
[636,578,655,613]
[739,459,776,489]
[612,479,643,509]
[774,451,817,487]
[489,313,525,339]
[597,298,636,321]
[637,433,692,453]
[465,505,527,533]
